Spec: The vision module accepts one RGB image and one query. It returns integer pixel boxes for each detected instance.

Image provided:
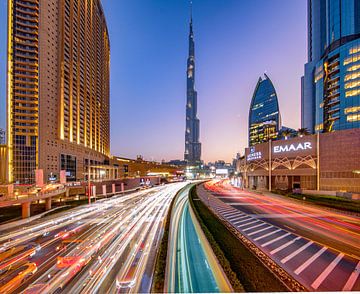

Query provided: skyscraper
[184,9,201,166]
[301,0,360,133]
[249,74,281,146]
[7,0,110,184]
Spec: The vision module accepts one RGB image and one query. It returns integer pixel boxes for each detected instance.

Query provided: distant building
[0,128,5,145]
[249,74,281,146]
[7,0,110,184]
[184,8,201,166]
[301,0,360,133]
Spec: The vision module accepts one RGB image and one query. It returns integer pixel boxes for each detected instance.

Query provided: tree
[280,129,291,140]
[297,128,310,137]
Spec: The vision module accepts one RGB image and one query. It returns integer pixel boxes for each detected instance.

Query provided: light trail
[201,179,360,291]
[0,183,186,293]
[165,183,232,293]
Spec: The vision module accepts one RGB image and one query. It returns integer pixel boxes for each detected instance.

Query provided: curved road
[0,183,187,293]
[165,183,232,293]
[200,180,360,291]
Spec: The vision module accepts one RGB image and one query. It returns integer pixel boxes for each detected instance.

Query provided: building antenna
[190,0,193,23]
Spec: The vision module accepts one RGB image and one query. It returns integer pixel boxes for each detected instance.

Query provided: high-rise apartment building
[184,11,201,166]
[249,74,281,146]
[301,0,360,133]
[7,0,110,184]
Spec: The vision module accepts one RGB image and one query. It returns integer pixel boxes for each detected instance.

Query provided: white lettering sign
[247,147,262,161]
[273,142,312,153]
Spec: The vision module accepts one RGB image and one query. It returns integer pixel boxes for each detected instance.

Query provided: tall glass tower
[301,0,360,133]
[184,10,201,165]
[249,74,281,146]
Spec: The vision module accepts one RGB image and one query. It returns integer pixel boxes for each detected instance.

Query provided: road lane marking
[311,253,344,290]
[233,217,252,225]
[294,247,328,275]
[238,220,259,228]
[243,223,265,232]
[218,208,234,213]
[270,236,302,255]
[281,240,313,264]
[343,261,360,291]
[227,212,244,219]
[261,232,291,247]
[254,228,282,241]
[223,211,239,217]
[248,225,273,236]
[228,215,247,222]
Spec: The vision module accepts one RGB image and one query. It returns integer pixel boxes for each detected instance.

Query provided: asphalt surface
[199,180,360,291]
[165,183,232,293]
[0,183,187,293]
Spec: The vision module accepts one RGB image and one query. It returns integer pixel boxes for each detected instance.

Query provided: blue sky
[0,0,307,162]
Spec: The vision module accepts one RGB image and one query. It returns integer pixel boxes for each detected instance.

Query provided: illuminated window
[350,46,360,55]
[345,79,360,89]
[315,123,323,131]
[344,72,360,81]
[344,54,360,65]
[347,64,360,72]
[345,89,360,97]
[344,106,360,114]
[346,114,360,122]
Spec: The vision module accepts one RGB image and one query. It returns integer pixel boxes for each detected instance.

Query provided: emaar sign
[273,142,312,153]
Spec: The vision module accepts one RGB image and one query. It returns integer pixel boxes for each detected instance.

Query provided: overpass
[0,186,66,218]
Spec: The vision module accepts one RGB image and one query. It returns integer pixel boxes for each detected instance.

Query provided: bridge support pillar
[22,202,31,218]
[45,197,52,211]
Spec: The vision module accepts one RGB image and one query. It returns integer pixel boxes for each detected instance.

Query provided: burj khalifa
[184,8,201,166]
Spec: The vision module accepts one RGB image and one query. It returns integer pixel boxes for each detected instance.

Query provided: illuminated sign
[247,146,262,161]
[273,142,312,153]
[216,169,229,175]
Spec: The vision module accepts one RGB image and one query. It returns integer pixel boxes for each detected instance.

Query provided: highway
[199,180,360,291]
[0,182,187,293]
[165,183,232,293]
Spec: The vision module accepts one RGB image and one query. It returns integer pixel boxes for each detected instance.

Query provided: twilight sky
[0,0,307,163]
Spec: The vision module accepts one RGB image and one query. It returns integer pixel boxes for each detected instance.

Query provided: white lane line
[248,225,273,236]
[218,208,234,213]
[270,236,302,255]
[223,211,239,217]
[261,232,291,247]
[228,215,247,222]
[281,240,313,264]
[233,217,252,225]
[311,253,344,290]
[294,247,328,275]
[343,261,360,291]
[243,222,265,232]
[238,220,259,228]
[254,228,282,241]
[227,212,245,219]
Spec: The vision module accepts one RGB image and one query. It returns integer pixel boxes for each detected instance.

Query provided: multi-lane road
[0,182,186,293]
[199,180,360,291]
[165,183,232,293]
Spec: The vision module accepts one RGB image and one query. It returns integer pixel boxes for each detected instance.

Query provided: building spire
[190,0,193,24]
[184,0,201,166]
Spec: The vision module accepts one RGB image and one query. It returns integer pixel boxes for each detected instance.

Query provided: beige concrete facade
[237,128,360,193]
[0,146,7,184]
[7,0,110,184]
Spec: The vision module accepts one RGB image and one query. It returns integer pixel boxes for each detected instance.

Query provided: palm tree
[280,129,291,140]
[297,128,310,137]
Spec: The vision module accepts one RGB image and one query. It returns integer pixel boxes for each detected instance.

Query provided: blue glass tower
[184,9,201,165]
[249,74,281,146]
[302,0,360,133]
